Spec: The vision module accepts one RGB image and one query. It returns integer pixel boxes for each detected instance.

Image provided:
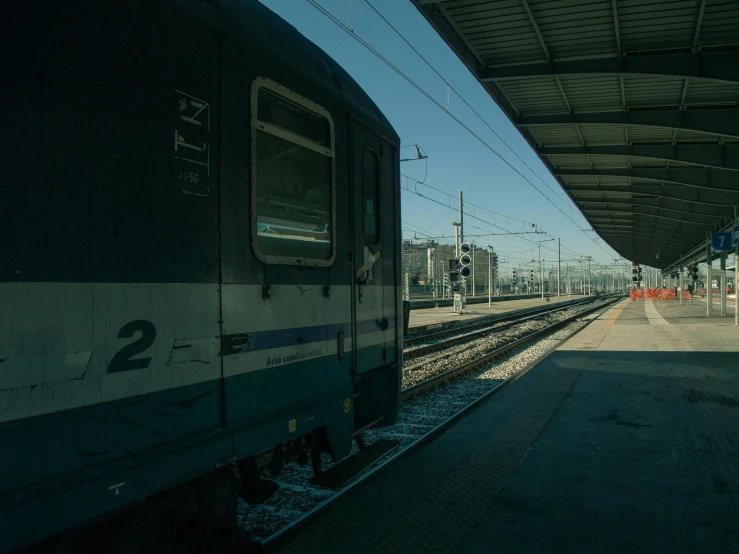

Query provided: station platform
[408,294,589,335]
[277,299,739,554]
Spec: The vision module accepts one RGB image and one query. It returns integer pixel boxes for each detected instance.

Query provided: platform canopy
[411,0,739,267]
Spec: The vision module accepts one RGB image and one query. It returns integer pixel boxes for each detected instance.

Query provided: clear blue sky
[257,0,622,267]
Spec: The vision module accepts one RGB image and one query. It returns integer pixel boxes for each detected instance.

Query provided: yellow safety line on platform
[602,300,630,326]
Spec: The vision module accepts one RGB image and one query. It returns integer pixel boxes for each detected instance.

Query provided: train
[0,1,402,551]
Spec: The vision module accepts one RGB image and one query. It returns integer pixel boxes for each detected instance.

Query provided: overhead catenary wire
[403,176,538,232]
[401,178,604,263]
[401,172,589,258]
[305,0,617,260]
[401,183,584,259]
[362,0,571,208]
[403,173,605,264]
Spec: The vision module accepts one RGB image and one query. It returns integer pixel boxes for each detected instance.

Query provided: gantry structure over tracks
[411,0,739,268]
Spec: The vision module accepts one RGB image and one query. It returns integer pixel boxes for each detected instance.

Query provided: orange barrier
[629,288,687,301]
[695,288,723,295]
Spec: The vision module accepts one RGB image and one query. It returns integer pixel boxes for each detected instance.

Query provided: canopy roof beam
[599,228,691,240]
[565,185,739,208]
[692,0,707,51]
[612,0,622,55]
[518,108,739,139]
[481,50,739,83]
[586,212,715,228]
[556,167,739,191]
[540,144,739,171]
[578,202,726,220]
[521,0,551,61]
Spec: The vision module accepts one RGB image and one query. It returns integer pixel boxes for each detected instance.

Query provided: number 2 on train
[108,320,157,373]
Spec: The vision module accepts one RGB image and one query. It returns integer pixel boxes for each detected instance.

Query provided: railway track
[404,294,619,358]
[242,294,626,550]
[401,294,622,400]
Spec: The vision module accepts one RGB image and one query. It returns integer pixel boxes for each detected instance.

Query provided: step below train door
[351,120,399,431]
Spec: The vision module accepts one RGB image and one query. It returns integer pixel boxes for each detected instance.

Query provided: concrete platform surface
[409,294,590,332]
[277,299,739,554]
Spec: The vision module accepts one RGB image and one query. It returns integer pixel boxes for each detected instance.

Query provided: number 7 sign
[712,232,733,252]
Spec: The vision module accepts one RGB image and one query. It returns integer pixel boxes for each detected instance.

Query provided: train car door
[351,121,398,373]
[220,63,355,456]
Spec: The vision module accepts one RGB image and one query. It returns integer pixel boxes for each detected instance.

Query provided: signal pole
[536,238,554,300]
[458,191,464,250]
[557,238,561,297]
[587,256,592,295]
[539,243,544,301]
[471,241,475,297]
[486,245,493,307]
[452,222,459,258]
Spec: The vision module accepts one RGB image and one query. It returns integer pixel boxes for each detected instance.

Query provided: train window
[362,148,380,246]
[251,78,335,266]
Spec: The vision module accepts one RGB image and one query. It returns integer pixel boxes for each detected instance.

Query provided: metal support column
[679,266,684,305]
[736,240,739,326]
[706,241,713,316]
[721,251,727,316]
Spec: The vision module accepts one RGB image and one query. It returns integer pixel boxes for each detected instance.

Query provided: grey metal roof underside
[411,0,739,267]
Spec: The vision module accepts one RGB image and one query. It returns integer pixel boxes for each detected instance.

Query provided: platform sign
[712,232,733,252]
[734,226,739,245]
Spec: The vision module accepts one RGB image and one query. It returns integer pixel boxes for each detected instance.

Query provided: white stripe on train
[0,282,398,423]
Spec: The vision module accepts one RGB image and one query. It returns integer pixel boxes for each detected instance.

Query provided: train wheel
[238,456,278,505]
[310,449,322,476]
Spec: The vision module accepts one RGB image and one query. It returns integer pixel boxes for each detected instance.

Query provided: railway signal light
[458,243,472,279]
[691,265,699,281]
[512,268,517,282]
[459,244,472,277]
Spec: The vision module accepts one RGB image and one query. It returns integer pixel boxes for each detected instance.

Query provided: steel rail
[403,295,608,346]
[402,295,622,400]
[404,294,617,358]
